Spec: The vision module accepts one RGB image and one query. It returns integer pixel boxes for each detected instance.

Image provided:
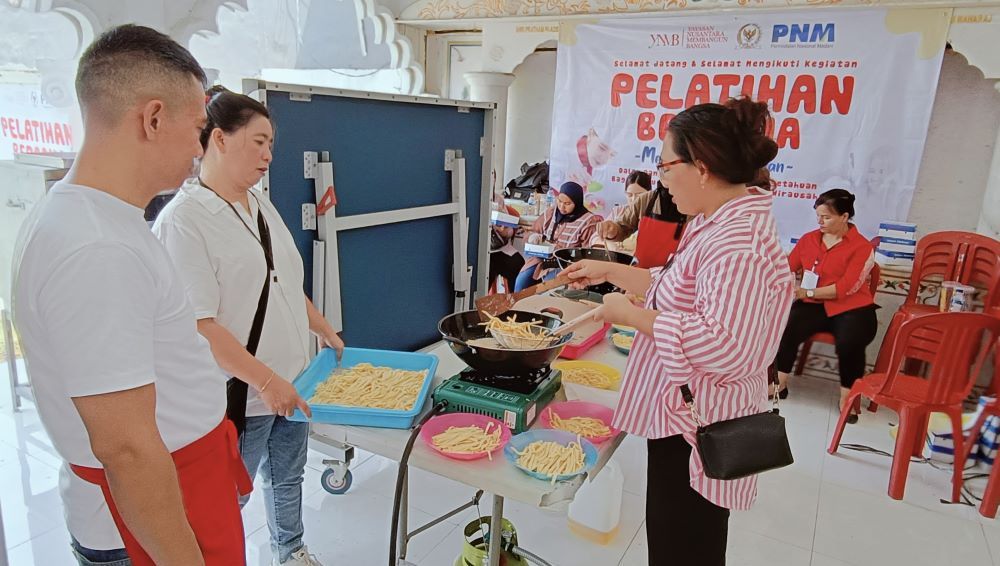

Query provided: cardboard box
[524,243,555,258]
[878,241,917,254]
[490,210,519,228]
[876,250,915,267]
[878,221,917,241]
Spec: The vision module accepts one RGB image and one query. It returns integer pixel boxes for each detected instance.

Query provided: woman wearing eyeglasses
[565,97,793,566]
[598,169,687,268]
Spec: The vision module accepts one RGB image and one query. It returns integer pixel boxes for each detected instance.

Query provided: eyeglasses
[656,158,687,173]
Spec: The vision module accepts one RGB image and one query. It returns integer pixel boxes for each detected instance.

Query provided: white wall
[909,49,1000,235]
[503,50,556,187]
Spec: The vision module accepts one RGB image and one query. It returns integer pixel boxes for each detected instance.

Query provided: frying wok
[438,309,571,374]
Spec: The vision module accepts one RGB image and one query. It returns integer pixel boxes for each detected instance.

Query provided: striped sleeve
[650,252,775,382]
[578,214,603,248]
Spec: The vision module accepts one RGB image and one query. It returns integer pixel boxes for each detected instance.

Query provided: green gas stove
[432,367,562,434]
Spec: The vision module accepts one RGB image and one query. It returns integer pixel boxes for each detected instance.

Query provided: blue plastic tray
[288,347,438,429]
[504,429,598,483]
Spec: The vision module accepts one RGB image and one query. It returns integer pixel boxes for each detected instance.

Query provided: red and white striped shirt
[613,188,793,510]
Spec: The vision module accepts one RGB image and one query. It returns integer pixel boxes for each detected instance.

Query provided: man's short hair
[75,24,207,125]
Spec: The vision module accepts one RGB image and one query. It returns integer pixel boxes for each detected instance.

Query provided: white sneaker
[273,545,323,566]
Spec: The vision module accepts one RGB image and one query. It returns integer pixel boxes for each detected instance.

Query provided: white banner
[550,9,948,242]
[0,83,78,160]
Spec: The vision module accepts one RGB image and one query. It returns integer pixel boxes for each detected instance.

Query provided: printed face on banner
[548,10,947,243]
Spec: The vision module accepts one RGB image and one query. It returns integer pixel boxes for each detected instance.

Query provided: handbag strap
[198,178,276,434]
[247,208,274,355]
[679,364,782,427]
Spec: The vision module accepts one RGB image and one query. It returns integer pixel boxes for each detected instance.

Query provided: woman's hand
[599,220,621,240]
[527,233,543,245]
[318,327,345,360]
[260,375,312,419]
[494,225,514,239]
[794,287,809,301]
[563,259,617,289]
[594,292,638,326]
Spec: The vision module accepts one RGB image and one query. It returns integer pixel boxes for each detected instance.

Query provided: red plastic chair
[793,264,881,375]
[873,232,1000,373]
[960,391,1000,517]
[828,312,1000,502]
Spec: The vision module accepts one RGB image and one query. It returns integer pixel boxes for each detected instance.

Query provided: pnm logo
[648,33,682,48]
[772,23,836,44]
[737,24,761,48]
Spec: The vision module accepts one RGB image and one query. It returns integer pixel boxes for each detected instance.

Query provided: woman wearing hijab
[514,181,602,291]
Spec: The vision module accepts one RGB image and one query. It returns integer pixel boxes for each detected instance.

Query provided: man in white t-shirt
[11,25,250,566]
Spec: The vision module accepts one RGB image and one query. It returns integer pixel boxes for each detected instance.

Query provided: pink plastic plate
[539,401,619,444]
[420,413,512,461]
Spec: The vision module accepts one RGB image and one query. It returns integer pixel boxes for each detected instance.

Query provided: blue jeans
[239,415,309,563]
[70,537,130,566]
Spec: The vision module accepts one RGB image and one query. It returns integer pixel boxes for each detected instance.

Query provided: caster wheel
[321,467,352,495]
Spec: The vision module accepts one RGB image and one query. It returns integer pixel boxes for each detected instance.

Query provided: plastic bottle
[566,460,624,545]
[949,288,968,312]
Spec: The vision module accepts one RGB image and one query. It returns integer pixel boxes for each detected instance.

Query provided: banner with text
[0,83,78,160]
[550,9,948,242]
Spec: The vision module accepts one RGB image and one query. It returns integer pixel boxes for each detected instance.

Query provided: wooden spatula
[475,272,573,318]
[550,305,605,337]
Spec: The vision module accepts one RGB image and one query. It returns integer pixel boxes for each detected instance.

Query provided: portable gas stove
[432,366,562,433]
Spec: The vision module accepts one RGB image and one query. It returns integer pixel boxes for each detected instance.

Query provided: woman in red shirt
[772,189,878,422]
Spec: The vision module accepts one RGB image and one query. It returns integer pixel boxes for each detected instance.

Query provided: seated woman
[515,181,602,291]
[772,189,879,423]
[598,176,686,268]
[604,171,652,254]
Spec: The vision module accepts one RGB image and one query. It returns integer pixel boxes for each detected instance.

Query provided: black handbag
[679,365,794,480]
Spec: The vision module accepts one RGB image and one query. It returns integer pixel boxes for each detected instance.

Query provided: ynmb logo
[772,23,835,46]
[648,32,682,49]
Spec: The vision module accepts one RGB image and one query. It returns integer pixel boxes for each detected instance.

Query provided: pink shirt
[613,188,794,510]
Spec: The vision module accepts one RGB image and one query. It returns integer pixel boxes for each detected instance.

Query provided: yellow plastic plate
[553,360,622,391]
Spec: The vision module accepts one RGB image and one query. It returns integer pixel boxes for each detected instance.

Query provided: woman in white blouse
[154,87,341,566]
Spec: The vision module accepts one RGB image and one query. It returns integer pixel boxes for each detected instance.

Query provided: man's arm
[73,385,204,566]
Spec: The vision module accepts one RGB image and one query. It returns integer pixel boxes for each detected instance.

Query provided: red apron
[71,419,252,566]
[633,187,687,268]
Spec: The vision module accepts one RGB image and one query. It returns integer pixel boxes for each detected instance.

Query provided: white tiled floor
[1,358,998,566]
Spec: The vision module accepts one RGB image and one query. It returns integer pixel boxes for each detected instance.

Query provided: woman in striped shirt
[565,98,794,565]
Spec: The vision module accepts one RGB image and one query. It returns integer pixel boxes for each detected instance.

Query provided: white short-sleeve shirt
[153,179,311,417]
[12,182,228,548]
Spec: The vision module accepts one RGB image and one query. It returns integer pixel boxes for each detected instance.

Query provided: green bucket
[454,517,528,566]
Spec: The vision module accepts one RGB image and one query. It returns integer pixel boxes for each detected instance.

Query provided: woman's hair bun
[724,98,778,168]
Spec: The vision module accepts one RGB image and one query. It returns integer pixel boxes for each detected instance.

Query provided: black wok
[437,309,571,374]
[553,247,634,295]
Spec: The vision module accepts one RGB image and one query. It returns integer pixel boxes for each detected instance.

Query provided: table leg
[2,308,21,412]
[487,494,504,566]
[398,466,409,561]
